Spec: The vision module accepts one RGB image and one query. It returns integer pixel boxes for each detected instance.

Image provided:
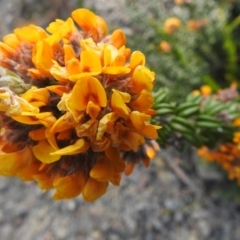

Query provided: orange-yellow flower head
[0,8,160,201]
[164,17,182,34]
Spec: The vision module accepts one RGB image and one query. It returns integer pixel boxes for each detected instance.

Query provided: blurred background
[1,0,240,239]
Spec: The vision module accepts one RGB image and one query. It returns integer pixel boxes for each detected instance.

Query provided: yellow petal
[111,90,130,118]
[3,33,20,48]
[34,41,54,77]
[33,139,61,163]
[82,177,108,202]
[53,172,85,199]
[102,66,131,75]
[14,25,48,43]
[128,51,145,70]
[51,139,89,156]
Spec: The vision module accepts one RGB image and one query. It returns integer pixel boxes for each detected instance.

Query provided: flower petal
[50,139,89,156]
[82,177,108,202]
[90,156,114,181]
[0,145,32,176]
[33,139,61,163]
[53,172,85,199]
[71,76,107,111]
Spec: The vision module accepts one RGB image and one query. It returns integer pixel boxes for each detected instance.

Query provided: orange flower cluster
[198,137,240,184]
[0,9,160,201]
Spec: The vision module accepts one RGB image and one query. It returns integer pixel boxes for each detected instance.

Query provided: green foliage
[125,0,240,100]
[153,87,240,149]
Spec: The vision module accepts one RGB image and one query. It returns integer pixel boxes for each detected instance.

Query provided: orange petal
[33,173,54,190]
[90,156,114,181]
[141,124,159,139]
[66,58,81,76]
[71,76,107,111]
[109,172,121,186]
[96,16,108,39]
[51,114,74,133]
[32,139,61,163]
[17,161,41,181]
[53,172,85,199]
[0,145,32,176]
[46,85,69,96]
[131,90,154,111]
[86,101,101,119]
[72,9,97,33]
[50,139,89,156]
[29,127,46,141]
[105,146,126,172]
[110,29,126,49]
[125,162,135,176]
[64,44,76,63]
[82,177,108,202]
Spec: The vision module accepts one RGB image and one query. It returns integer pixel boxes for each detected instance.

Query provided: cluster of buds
[0,9,160,201]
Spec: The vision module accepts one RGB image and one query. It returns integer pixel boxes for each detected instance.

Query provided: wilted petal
[97,112,118,140]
